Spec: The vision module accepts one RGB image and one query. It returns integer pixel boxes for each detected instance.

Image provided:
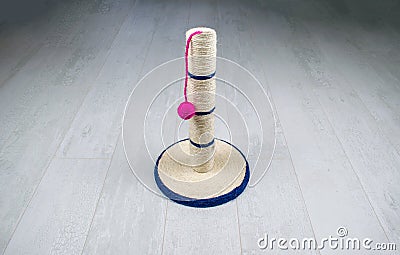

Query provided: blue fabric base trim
[189,138,215,148]
[188,71,216,80]
[195,106,215,116]
[154,138,250,208]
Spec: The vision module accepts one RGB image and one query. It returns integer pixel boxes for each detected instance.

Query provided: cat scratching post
[154,27,249,208]
[187,27,216,174]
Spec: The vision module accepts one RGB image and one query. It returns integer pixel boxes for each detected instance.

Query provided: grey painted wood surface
[296,1,400,244]
[0,0,133,252]
[238,126,319,255]
[82,138,166,255]
[245,11,390,255]
[1,0,399,254]
[4,158,110,255]
[56,0,153,159]
[217,1,318,254]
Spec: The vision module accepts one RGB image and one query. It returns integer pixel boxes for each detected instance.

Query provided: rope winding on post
[186,28,217,173]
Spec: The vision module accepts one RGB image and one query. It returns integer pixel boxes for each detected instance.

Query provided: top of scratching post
[186,27,217,54]
[186,27,216,37]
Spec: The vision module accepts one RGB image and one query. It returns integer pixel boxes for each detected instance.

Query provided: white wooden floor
[1,0,400,254]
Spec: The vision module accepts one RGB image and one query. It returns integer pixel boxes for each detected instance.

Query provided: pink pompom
[177,101,195,120]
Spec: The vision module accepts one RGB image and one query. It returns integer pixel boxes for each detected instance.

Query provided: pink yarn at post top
[177,30,203,120]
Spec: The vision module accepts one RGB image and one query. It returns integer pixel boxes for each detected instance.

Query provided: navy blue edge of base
[154,138,250,208]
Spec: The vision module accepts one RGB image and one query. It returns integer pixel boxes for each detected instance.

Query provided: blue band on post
[190,139,215,148]
[195,107,215,116]
[188,71,216,80]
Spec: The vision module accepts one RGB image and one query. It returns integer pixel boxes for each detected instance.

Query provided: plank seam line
[80,133,121,255]
[235,200,243,255]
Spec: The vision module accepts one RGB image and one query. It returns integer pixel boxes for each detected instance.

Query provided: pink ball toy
[177,101,196,120]
[177,31,202,121]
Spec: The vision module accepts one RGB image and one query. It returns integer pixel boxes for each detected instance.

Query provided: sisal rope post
[150,26,249,207]
[186,27,217,173]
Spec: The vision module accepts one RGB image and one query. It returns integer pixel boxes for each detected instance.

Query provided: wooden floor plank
[82,138,166,255]
[0,0,132,252]
[0,0,133,149]
[309,0,400,155]
[288,1,400,244]
[56,0,160,159]
[238,126,319,254]
[242,1,390,254]
[0,1,90,88]
[163,202,241,255]
[217,0,276,187]
[4,158,110,255]
[318,0,400,84]
[216,1,319,254]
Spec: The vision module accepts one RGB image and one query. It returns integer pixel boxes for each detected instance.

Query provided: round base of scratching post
[154,138,249,208]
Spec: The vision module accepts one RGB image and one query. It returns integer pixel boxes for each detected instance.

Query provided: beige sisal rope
[186,27,217,173]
